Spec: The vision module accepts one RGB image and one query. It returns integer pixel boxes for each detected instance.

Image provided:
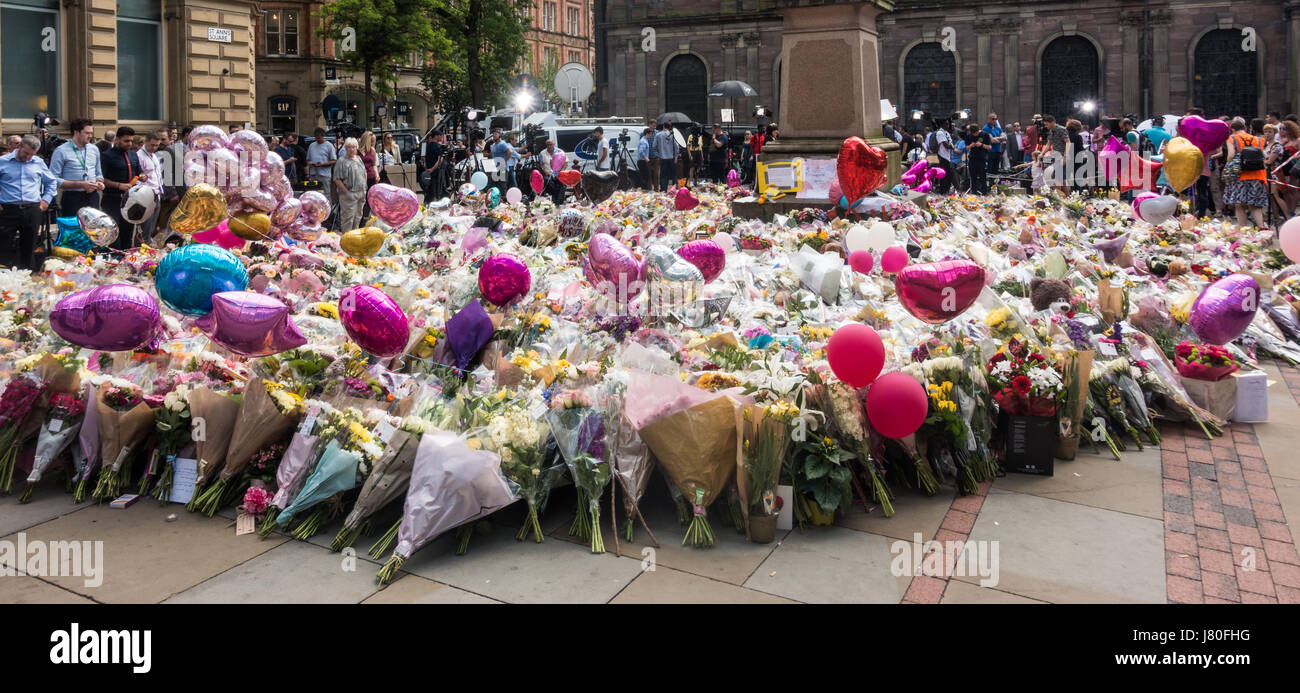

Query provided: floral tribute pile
[1,128,1298,586]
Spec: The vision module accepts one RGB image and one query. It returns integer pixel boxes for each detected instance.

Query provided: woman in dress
[359,131,379,189]
[1224,118,1270,230]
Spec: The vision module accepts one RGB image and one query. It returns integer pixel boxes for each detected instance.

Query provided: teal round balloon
[154,244,248,317]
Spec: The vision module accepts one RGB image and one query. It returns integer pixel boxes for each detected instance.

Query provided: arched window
[1040,36,1098,125]
[664,54,707,124]
[901,42,955,120]
[1193,29,1258,119]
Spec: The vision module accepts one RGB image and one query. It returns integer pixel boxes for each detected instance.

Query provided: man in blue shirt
[274,133,298,181]
[981,112,1005,175]
[1144,116,1172,155]
[654,123,681,192]
[491,132,519,190]
[49,118,105,215]
[306,128,337,204]
[0,135,61,270]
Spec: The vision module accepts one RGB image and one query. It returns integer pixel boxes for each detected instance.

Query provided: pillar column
[86,0,118,127]
[974,19,993,118]
[1120,13,1142,117]
[1150,9,1172,116]
[762,0,899,187]
[1287,2,1300,113]
[1003,19,1022,120]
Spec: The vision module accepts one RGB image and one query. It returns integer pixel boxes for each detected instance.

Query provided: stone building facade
[1,0,257,136]
[596,0,1300,128]
[253,2,431,136]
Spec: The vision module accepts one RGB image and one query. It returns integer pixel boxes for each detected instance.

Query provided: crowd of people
[886,108,1300,232]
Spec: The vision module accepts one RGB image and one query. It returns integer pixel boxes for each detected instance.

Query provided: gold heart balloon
[228,211,273,241]
[51,246,85,259]
[170,183,229,236]
[1162,137,1204,193]
[340,226,386,258]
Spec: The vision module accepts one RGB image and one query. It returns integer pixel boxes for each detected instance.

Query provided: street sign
[207,27,232,43]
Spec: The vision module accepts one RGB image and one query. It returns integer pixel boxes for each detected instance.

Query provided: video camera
[522,123,548,155]
[617,128,631,145]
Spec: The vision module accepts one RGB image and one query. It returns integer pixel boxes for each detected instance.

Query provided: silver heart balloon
[77,207,119,247]
[646,244,704,282]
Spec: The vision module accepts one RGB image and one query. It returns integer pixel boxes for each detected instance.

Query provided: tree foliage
[424,0,534,112]
[317,0,450,126]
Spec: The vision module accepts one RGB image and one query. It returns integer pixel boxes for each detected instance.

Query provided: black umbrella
[656,112,694,125]
[707,81,758,98]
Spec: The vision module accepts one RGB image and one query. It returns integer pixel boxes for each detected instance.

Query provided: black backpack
[1240,136,1266,171]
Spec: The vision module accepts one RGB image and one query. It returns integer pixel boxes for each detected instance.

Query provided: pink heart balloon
[1177,114,1232,156]
[676,239,726,283]
[894,260,986,324]
[583,233,645,299]
[192,219,246,250]
[367,183,419,228]
[674,187,699,211]
[914,180,932,194]
[530,168,545,194]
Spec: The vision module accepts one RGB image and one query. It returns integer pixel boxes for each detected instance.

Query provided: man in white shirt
[932,120,955,194]
[306,128,337,203]
[136,129,165,239]
[593,127,610,171]
[539,139,567,204]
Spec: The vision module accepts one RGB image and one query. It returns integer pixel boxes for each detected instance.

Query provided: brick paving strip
[1162,363,1300,604]
[901,479,992,604]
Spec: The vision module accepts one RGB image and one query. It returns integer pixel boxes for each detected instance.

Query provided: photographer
[420,130,446,204]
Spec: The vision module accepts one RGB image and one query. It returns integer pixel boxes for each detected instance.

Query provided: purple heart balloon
[582,233,645,299]
[194,291,307,357]
[367,183,419,228]
[1178,115,1232,156]
[50,284,161,351]
[339,285,410,357]
[676,239,726,283]
[298,191,331,224]
[1190,274,1259,345]
[478,253,532,306]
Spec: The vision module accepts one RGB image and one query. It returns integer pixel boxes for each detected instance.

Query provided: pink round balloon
[339,285,410,357]
[271,197,303,228]
[880,246,909,273]
[367,184,419,228]
[530,168,545,194]
[229,129,269,157]
[187,125,228,152]
[827,324,884,388]
[285,219,323,242]
[195,291,306,357]
[583,233,645,299]
[676,239,726,282]
[241,188,278,214]
[478,254,532,306]
[1282,216,1300,264]
[849,249,874,275]
[50,284,161,352]
[260,151,286,180]
[865,372,928,438]
[894,259,985,324]
[298,191,330,224]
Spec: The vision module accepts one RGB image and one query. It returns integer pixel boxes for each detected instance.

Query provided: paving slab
[1255,364,1300,482]
[940,579,1046,604]
[611,566,797,604]
[549,485,785,586]
[992,445,1162,519]
[834,489,953,542]
[1273,478,1300,549]
[0,484,91,538]
[957,489,1165,603]
[743,524,912,603]
[165,540,382,604]
[0,574,97,604]
[362,574,500,604]
[2,502,287,603]
[396,504,645,604]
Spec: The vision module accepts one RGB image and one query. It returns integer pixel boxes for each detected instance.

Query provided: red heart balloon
[1119,153,1162,192]
[557,169,582,188]
[894,260,986,324]
[837,137,888,204]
